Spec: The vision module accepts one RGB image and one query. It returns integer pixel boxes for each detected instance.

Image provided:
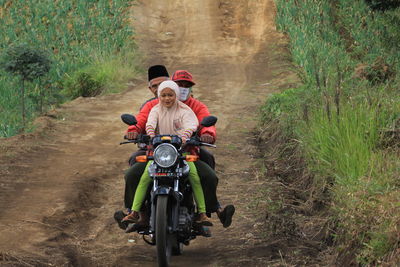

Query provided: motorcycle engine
[178,207,192,239]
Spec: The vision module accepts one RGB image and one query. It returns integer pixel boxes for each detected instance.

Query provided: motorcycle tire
[156,195,172,267]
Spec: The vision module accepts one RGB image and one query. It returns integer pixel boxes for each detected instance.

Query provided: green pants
[131,161,206,213]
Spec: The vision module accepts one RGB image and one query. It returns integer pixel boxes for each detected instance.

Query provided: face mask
[179,87,191,101]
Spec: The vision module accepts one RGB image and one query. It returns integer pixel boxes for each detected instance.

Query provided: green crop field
[0,0,138,137]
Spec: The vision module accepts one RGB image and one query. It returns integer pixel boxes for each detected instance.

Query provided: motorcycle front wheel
[156,195,172,267]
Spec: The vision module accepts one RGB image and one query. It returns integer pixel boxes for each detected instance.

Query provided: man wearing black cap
[148,65,169,89]
[136,65,170,128]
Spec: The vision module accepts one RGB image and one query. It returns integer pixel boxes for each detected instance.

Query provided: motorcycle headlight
[153,143,178,168]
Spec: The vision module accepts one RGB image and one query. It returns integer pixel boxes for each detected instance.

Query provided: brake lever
[200,142,216,148]
[120,140,137,145]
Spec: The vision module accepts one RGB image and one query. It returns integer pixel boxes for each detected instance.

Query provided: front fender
[154,187,171,196]
[152,187,181,203]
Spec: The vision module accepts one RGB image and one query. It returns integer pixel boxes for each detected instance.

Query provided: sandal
[218,205,235,228]
[195,213,213,226]
[121,211,139,223]
[114,210,129,230]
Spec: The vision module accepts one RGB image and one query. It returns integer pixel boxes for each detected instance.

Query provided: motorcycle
[120,113,217,267]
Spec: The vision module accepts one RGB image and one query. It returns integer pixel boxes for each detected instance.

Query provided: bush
[63,70,103,98]
[1,44,51,82]
[63,54,140,98]
[365,0,400,10]
[261,89,296,121]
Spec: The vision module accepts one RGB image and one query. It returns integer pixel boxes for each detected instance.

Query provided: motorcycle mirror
[121,114,137,126]
[200,116,217,127]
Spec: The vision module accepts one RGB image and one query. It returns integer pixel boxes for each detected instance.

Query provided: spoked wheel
[156,195,172,267]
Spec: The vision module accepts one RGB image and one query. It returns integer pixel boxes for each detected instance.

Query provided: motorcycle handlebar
[120,135,216,148]
[183,138,216,148]
[120,134,151,145]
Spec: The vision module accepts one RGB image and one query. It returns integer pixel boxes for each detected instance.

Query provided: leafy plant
[63,71,103,98]
[2,44,51,82]
[365,0,400,10]
[1,44,51,131]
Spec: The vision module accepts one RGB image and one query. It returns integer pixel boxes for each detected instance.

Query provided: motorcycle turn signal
[135,155,148,162]
[184,155,198,162]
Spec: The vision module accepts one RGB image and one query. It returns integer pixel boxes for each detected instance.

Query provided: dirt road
[0,0,291,266]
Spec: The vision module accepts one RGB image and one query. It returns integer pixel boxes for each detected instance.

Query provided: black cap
[148,65,169,81]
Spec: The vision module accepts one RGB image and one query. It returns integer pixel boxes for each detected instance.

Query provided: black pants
[199,147,215,170]
[123,160,219,213]
[194,160,219,212]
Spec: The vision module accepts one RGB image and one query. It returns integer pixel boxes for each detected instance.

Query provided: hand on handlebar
[200,134,214,144]
[184,138,200,146]
[126,125,139,140]
[127,131,138,140]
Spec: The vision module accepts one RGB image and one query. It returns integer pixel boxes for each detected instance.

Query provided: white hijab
[157,80,180,99]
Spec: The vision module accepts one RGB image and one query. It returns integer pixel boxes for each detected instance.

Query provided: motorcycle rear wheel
[156,195,172,267]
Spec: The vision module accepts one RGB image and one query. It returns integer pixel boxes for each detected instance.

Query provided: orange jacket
[127,97,217,142]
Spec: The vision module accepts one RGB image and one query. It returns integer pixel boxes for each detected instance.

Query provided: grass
[261,0,400,264]
[300,102,385,186]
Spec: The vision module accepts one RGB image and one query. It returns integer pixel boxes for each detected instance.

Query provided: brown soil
[0,0,309,266]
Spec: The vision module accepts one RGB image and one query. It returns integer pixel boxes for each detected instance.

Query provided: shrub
[365,0,400,10]
[63,70,103,98]
[1,44,51,131]
[62,54,139,98]
[1,44,51,82]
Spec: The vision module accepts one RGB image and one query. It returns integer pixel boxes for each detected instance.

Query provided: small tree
[1,44,51,132]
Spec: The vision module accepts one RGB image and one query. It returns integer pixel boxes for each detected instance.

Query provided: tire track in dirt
[0,0,292,266]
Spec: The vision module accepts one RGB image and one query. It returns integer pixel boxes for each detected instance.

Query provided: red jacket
[127,97,217,142]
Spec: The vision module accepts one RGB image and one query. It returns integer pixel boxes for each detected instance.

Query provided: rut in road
[0,0,294,266]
